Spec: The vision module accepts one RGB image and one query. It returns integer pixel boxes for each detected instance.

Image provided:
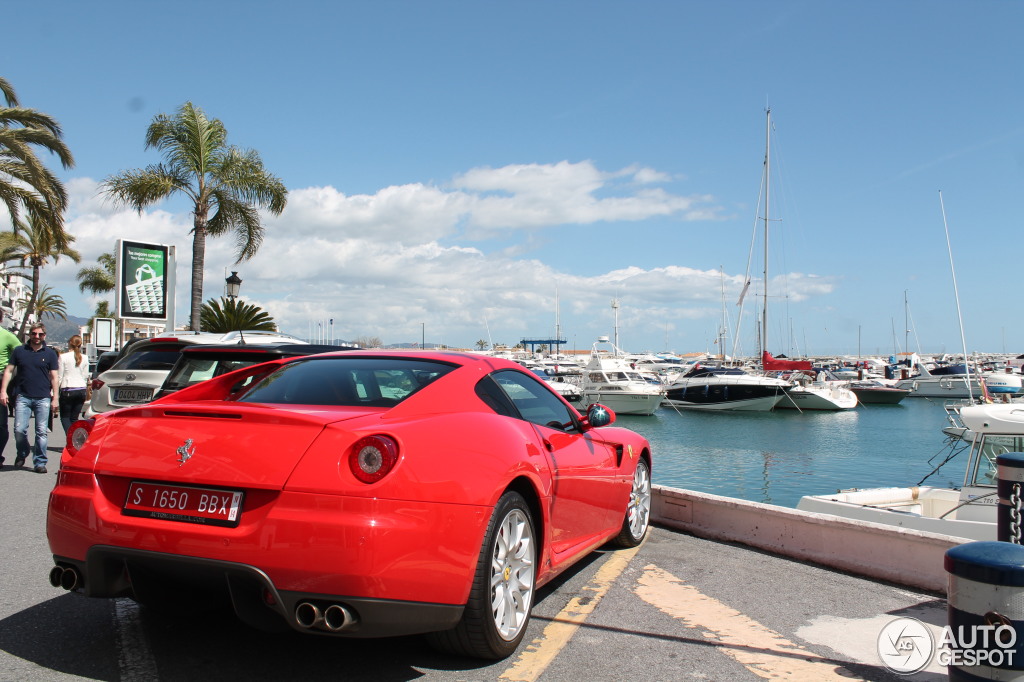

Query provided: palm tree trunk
[190,220,207,332]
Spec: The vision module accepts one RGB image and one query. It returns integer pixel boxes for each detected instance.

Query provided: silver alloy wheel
[490,508,535,641]
[628,461,652,539]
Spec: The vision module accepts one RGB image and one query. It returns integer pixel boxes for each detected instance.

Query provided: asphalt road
[0,425,949,681]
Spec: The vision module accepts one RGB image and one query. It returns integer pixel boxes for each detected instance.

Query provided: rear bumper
[48,473,491,612]
[51,546,464,637]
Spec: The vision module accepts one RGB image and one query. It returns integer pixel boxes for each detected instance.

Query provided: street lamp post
[421,323,425,350]
[225,271,243,300]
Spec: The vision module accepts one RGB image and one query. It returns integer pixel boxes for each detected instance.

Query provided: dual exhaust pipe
[49,565,81,591]
[294,601,357,632]
[50,564,356,635]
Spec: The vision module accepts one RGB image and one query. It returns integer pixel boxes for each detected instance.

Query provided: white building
[0,266,35,333]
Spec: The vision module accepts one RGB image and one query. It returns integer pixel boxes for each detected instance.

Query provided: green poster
[120,241,168,319]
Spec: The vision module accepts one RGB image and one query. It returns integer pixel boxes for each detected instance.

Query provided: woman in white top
[57,335,91,433]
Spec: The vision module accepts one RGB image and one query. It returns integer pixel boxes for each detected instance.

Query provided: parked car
[154,342,341,399]
[48,351,652,659]
[85,330,307,417]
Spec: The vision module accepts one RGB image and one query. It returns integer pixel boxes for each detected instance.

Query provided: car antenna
[238,329,246,345]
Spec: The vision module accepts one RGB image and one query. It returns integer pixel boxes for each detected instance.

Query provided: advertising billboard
[115,240,175,325]
[93,317,115,350]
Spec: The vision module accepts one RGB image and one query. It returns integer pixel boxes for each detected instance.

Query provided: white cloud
[45,161,833,351]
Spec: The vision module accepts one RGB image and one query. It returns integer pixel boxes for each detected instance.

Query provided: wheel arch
[504,475,545,559]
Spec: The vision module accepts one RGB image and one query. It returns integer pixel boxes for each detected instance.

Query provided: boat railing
[944,400,972,432]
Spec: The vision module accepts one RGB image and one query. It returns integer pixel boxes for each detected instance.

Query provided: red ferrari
[47,351,652,659]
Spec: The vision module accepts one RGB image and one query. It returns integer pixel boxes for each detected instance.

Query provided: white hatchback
[85,331,306,417]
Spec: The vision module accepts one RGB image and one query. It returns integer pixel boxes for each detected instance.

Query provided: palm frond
[0,77,18,107]
[25,284,67,321]
[207,195,264,262]
[101,167,179,211]
[200,296,276,333]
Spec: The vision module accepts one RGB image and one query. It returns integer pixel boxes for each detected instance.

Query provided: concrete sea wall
[652,484,965,594]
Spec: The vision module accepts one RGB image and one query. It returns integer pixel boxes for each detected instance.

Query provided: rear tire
[612,459,651,547]
[427,491,536,659]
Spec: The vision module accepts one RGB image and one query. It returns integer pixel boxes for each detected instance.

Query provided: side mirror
[584,403,615,429]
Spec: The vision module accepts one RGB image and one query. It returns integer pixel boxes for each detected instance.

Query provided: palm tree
[76,248,116,297]
[0,210,81,338]
[476,339,488,350]
[200,297,276,333]
[102,102,287,331]
[23,284,66,320]
[0,77,74,228]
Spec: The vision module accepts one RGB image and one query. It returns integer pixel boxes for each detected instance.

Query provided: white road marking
[634,564,859,680]
[500,544,644,682]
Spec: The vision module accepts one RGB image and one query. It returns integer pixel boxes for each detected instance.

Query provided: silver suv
[85,331,307,417]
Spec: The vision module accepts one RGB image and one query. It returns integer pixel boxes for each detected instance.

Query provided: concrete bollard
[998,453,1024,543]
[945,542,1024,680]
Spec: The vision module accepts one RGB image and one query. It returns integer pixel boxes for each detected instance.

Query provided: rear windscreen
[238,357,455,407]
[163,357,267,390]
[111,345,186,371]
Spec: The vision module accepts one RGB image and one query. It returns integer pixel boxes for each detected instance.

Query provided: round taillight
[67,419,95,455]
[348,435,399,483]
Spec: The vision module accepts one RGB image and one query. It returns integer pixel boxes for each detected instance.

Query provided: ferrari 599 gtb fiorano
[47,351,652,659]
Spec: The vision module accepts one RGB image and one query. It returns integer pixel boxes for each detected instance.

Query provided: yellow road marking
[499,544,643,682]
[635,564,858,680]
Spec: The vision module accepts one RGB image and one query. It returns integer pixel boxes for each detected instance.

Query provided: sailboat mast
[904,290,909,359]
[762,108,771,359]
[611,298,620,353]
[939,191,974,401]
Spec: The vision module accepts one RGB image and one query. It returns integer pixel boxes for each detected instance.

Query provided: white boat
[581,338,665,416]
[774,370,858,411]
[663,365,790,411]
[529,368,584,404]
[795,403,1024,541]
[983,370,1023,395]
[893,361,984,398]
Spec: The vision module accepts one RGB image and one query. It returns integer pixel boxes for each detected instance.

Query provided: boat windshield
[970,434,1024,486]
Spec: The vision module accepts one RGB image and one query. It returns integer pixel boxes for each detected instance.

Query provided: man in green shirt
[0,311,22,465]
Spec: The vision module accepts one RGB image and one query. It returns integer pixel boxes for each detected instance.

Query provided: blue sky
[5,1,1023,356]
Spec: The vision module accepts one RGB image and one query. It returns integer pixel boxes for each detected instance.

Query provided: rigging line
[733,166,767,361]
[918,438,970,486]
[940,190,975,402]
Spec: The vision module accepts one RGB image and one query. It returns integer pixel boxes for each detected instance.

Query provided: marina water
[619,398,960,508]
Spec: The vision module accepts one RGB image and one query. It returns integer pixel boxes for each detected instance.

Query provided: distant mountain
[2,315,90,345]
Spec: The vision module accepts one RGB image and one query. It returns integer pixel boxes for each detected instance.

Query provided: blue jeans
[14,394,50,467]
[0,402,8,462]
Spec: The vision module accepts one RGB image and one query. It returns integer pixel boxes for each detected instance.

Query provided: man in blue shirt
[0,323,59,473]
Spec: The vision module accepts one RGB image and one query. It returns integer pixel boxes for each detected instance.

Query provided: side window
[475,376,518,418]
[486,369,578,431]
[974,435,1024,486]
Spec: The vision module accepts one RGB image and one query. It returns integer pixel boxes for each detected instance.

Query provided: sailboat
[753,108,856,411]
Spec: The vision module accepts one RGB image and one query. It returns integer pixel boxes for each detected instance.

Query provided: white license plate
[123,481,244,527]
[114,388,153,403]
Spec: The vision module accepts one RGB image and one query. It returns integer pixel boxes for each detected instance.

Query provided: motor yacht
[581,338,665,416]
